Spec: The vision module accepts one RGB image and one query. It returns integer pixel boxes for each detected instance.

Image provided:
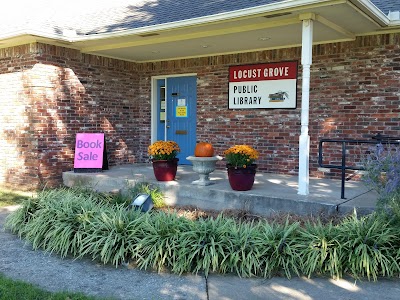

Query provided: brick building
[0,0,399,191]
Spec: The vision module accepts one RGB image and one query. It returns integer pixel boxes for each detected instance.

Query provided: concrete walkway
[1,206,400,300]
[63,164,378,216]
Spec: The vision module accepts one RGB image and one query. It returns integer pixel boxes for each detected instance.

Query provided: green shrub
[296,221,343,278]
[337,213,400,280]
[79,206,146,266]
[128,182,165,208]
[173,215,233,276]
[218,221,263,277]
[4,187,400,281]
[133,210,191,272]
[256,220,301,278]
[362,144,400,210]
[5,197,40,236]
[6,188,105,257]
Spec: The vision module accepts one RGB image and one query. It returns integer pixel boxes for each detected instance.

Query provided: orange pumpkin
[194,142,214,157]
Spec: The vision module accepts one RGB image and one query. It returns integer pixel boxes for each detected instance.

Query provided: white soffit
[80,2,387,62]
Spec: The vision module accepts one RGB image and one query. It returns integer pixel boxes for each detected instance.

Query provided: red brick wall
[139,33,400,176]
[0,43,142,189]
[0,33,399,189]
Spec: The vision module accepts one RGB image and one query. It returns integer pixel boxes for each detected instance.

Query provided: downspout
[298,13,315,196]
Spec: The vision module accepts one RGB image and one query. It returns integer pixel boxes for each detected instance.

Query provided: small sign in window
[176,106,187,117]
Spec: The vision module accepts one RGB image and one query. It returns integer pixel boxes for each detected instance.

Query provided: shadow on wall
[0,59,140,189]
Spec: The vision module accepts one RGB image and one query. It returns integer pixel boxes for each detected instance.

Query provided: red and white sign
[74,133,105,169]
[229,61,298,109]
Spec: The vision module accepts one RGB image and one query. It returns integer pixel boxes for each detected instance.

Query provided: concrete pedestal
[186,156,222,186]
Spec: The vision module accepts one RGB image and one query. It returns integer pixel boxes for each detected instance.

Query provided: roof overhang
[0,0,399,62]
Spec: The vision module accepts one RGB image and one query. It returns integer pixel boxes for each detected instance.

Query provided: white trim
[348,0,390,26]
[75,0,341,41]
[150,73,197,143]
[298,18,314,196]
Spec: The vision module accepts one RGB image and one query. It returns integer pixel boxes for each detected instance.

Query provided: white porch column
[298,15,314,195]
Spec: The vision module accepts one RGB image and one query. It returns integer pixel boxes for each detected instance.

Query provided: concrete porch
[62,164,378,216]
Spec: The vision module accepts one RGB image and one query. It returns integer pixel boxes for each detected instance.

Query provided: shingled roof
[370,0,400,14]
[1,0,399,38]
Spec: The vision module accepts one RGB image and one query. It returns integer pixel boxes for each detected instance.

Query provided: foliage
[218,221,264,277]
[173,215,233,276]
[79,206,146,266]
[4,188,400,281]
[128,182,165,208]
[256,220,301,278]
[362,144,400,209]
[148,140,180,161]
[134,211,191,272]
[386,192,400,225]
[223,145,259,168]
[296,221,343,278]
[337,212,400,281]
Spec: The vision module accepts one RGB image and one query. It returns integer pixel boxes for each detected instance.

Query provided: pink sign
[74,133,104,169]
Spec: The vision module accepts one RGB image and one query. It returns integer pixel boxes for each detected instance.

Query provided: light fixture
[130,193,153,212]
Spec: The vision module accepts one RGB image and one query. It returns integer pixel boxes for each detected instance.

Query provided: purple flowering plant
[362,143,400,206]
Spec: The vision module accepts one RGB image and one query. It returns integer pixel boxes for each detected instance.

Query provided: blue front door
[161,76,196,165]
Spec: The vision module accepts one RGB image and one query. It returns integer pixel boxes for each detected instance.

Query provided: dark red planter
[227,164,257,191]
[152,158,179,181]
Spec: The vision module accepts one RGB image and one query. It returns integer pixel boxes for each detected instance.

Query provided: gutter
[348,0,390,26]
[74,0,345,41]
[0,0,394,43]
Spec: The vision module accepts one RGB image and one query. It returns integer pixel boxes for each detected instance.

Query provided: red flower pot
[227,164,257,191]
[152,158,179,181]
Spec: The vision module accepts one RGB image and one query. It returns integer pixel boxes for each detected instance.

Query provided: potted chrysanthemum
[223,145,259,191]
[148,140,180,181]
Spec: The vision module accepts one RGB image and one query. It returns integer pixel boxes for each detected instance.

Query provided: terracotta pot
[226,164,257,191]
[152,158,179,181]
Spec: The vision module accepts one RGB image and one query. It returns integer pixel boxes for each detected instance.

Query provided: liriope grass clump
[218,220,263,277]
[134,210,191,272]
[78,206,147,266]
[256,220,301,278]
[4,187,400,280]
[295,221,343,278]
[173,215,235,276]
[337,213,400,281]
[5,188,106,257]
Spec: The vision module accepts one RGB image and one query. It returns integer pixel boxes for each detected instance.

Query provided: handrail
[318,135,399,199]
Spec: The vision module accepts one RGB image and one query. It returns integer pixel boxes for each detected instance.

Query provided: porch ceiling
[1,1,397,62]
[75,2,393,62]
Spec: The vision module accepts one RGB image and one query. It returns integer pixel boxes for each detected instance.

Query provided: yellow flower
[148,140,180,160]
[224,144,259,167]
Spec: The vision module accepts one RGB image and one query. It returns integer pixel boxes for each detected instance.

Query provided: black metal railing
[318,134,400,199]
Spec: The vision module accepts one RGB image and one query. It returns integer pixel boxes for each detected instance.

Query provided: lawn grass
[0,273,113,300]
[0,188,33,208]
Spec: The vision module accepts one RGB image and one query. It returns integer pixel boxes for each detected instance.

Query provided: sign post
[74,133,108,173]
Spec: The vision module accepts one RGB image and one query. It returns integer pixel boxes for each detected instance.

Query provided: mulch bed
[157,205,346,226]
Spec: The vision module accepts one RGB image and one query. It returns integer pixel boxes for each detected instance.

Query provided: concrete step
[63,164,377,216]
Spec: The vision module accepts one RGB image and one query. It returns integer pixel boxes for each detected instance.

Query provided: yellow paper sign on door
[176,106,187,117]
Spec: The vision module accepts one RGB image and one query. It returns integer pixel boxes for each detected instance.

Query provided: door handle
[166,126,170,128]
